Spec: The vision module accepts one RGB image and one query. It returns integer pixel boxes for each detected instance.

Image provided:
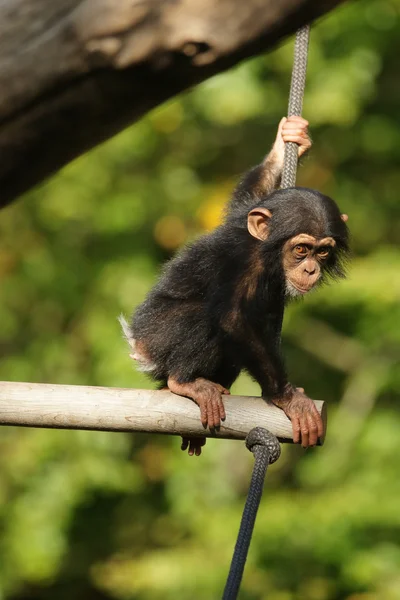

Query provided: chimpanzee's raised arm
[229,116,311,211]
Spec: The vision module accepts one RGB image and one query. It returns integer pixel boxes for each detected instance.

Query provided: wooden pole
[0,381,327,444]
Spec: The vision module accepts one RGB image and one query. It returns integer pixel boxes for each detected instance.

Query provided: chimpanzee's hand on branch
[273,387,324,447]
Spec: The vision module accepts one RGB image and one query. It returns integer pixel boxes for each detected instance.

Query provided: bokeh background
[1,1,400,598]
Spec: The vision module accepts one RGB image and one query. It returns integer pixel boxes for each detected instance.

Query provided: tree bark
[0,0,345,207]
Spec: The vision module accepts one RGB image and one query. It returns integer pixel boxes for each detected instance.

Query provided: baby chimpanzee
[121,116,349,455]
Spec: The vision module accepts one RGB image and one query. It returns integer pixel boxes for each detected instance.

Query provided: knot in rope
[222,428,281,600]
[245,427,281,464]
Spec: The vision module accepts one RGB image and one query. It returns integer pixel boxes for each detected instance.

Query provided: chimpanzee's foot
[181,436,206,456]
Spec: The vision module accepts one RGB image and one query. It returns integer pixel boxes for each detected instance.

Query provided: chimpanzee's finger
[188,439,195,456]
[194,441,203,456]
[282,127,308,137]
[282,125,308,135]
[307,413,319,447]
[218,395,226,424]
[300,417,310,448]
[281,124,308,136]
[286,115,309,126]
[292,416,301,444]
[190,439,198,456]
[277,117,288,135]
[217,395,226,421]
[282,134,310,146]
[307,402,324,439]
[206,397,216,429]
[198,399,208,428]
[316,412,324,439]
[181,437,189,451]
[211,393,222,428]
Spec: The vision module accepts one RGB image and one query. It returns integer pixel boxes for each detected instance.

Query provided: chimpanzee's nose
[304,266,316,275]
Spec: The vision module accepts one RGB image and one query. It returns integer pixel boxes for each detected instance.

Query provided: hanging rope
[281,24,311,189]
[222,26,311,600]
[222,428,281,600]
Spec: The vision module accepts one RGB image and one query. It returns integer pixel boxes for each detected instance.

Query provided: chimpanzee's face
[282,233,336,297]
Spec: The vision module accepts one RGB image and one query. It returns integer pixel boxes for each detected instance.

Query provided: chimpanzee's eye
[317,247,330,259]
[294,244,308,257]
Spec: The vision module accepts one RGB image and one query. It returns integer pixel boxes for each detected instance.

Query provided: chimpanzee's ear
[340,214,349,222]
[247,208,272,241]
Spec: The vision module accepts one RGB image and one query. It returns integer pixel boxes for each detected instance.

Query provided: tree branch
[0,0,345,207]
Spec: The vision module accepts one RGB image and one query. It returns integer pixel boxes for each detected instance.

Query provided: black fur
[129,163,350,396]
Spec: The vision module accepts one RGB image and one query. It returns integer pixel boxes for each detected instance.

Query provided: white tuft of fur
[118,314,135,348]
[118,314,157,373]
[135,360,158,373]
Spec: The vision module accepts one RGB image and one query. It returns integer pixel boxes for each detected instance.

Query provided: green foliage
[1,0,400,598]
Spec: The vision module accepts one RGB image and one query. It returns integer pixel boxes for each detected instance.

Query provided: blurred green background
[1,1,400,598]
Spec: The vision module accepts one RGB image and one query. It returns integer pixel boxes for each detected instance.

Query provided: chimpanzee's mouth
[289,282,311,294]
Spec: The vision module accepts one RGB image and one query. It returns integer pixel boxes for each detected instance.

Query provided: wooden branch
[0,0,346,207]
[0,381,327,444]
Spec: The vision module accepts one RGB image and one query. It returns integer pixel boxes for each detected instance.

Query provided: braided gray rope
[222,429,281,600]
[221,27,310,599]
[281,24,310,189]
